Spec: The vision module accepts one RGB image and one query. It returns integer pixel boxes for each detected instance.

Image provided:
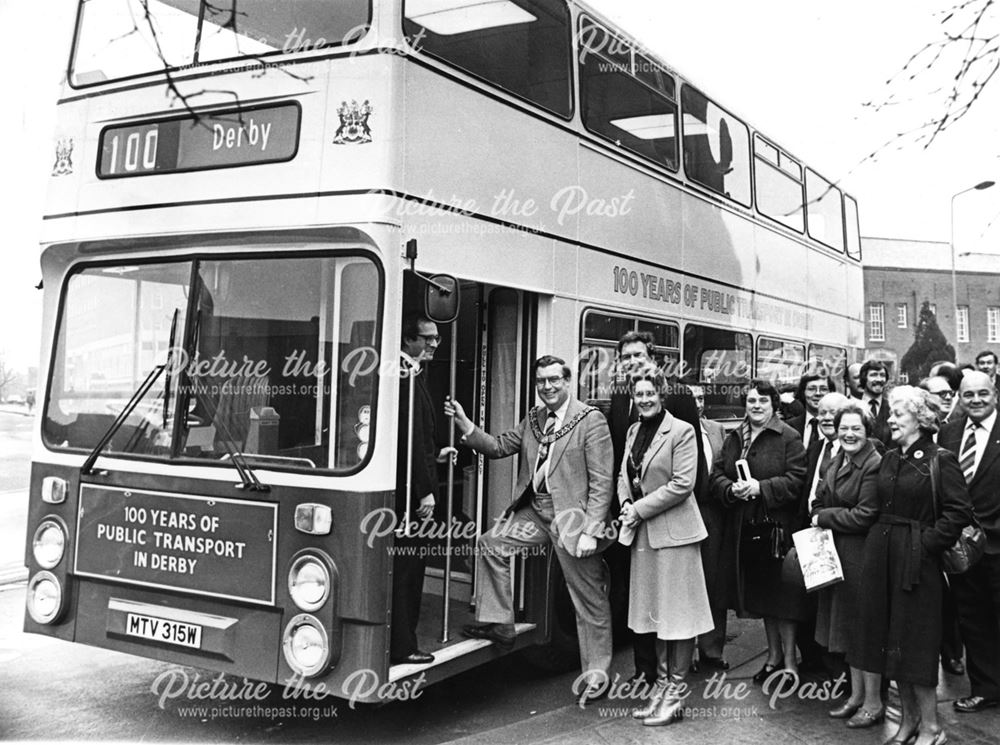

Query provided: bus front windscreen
[43,254,381,472]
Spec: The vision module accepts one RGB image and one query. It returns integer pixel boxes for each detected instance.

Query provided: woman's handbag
[740,499,789,564]
[929,451,986,574]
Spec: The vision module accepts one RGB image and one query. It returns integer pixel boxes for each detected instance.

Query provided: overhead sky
[2,0,998,371]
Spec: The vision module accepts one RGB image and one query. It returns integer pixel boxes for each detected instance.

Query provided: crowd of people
[411,313,998,744]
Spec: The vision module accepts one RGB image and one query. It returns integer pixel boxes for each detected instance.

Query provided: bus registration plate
[125,612,202,649]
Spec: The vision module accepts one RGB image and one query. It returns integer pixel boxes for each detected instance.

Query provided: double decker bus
[26,0,864,703]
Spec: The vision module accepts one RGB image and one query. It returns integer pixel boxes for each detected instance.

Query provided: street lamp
[951,180,996,341]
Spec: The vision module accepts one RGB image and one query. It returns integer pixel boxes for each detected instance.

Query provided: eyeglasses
[535,375,566,388]
[418,334,441,343]
[928,389,953,399]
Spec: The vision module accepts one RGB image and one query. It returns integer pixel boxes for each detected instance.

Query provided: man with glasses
[939,372,1000,712]
[391,313,449,665]
[787,373,835,450]
[445,355,614,706]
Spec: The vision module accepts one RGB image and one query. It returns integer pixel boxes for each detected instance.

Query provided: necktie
[959,424,978,483]
[808,418,818,447]
[869,399,878,419]
[534,412,557,491]
[818,439,833,481]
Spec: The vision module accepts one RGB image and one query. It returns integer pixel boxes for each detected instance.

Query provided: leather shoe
[462,623,515,651]
[577,681,609,708]
[954,695,1000,713]
[941,657,965,676]
[752,663,782,684]
[700,655,730,671]
[828,700,861,718]
[391,650,434,665]
[846,705,885,728]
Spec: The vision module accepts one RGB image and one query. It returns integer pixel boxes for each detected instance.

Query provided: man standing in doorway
[445,356,614,706]
[392,312,449,665]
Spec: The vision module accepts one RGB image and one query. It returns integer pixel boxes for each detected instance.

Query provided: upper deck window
[579,19,678,171]
[805,168,845,252]
[844,194,862,260]
[681,86,751,207]
[403,0,572,118]
[753,135,804,232]
[71,0,370,87]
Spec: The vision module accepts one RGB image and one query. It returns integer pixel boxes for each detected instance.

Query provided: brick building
[862,236,1000,382]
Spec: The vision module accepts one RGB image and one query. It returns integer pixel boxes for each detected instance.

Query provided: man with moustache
[445,356,614,706]
[859,360,892,445]
[939,371,1000,713]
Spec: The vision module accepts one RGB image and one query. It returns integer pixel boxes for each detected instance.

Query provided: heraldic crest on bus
[52,138,74,176]
[333,100,373,145]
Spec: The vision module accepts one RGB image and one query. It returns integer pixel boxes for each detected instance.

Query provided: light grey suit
[463,398,613,680]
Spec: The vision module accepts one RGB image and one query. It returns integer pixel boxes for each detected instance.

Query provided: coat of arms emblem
[332,100,373,145]
[52,138,74,176]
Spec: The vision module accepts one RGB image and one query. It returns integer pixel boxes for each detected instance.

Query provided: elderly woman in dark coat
[809,401,883,728]
[855,386,973,745]
[709,379,807,681]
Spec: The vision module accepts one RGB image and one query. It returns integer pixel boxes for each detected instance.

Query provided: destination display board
[74,485,277,604]
[97,102,300,178]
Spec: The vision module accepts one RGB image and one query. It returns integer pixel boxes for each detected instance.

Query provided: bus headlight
[282,615,330,677]
[288,556,330,611]
[32,520,66,569]
[27,571,64,625]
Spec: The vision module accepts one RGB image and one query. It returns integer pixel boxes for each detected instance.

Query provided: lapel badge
[913,450,924,460]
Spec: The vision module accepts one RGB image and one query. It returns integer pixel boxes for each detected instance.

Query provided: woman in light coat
[619,371,713,727]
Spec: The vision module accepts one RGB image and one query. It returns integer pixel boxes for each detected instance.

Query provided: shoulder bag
[929,451,986,574]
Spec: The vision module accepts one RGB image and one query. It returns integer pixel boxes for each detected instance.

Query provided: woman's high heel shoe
[752,663,782,684]
[847,705,886,728]
[828,700,861,718]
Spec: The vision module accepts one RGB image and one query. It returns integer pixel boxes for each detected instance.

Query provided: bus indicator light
[41,476,68,504]
[294,504,333,536]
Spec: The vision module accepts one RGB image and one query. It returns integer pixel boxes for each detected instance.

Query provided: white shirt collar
[970,410,997,432]
[400,350,420,371]
[547,397,572,427]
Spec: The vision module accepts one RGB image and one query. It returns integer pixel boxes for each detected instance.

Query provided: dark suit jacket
[395,357,437,519]
[608,386,635,478]
[863,396,892,446]
[939,415,1000,553]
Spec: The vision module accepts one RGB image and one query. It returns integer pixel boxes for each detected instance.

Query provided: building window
[869,303,885,342]
[989,307,1000,343]
[957,306,969,342]
[896,304,908,329]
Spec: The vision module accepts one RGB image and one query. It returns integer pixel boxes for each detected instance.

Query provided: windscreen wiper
[188,382,270,492]
[80,363,166,476]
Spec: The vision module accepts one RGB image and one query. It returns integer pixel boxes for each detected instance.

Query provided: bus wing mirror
[425,274,460,323]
